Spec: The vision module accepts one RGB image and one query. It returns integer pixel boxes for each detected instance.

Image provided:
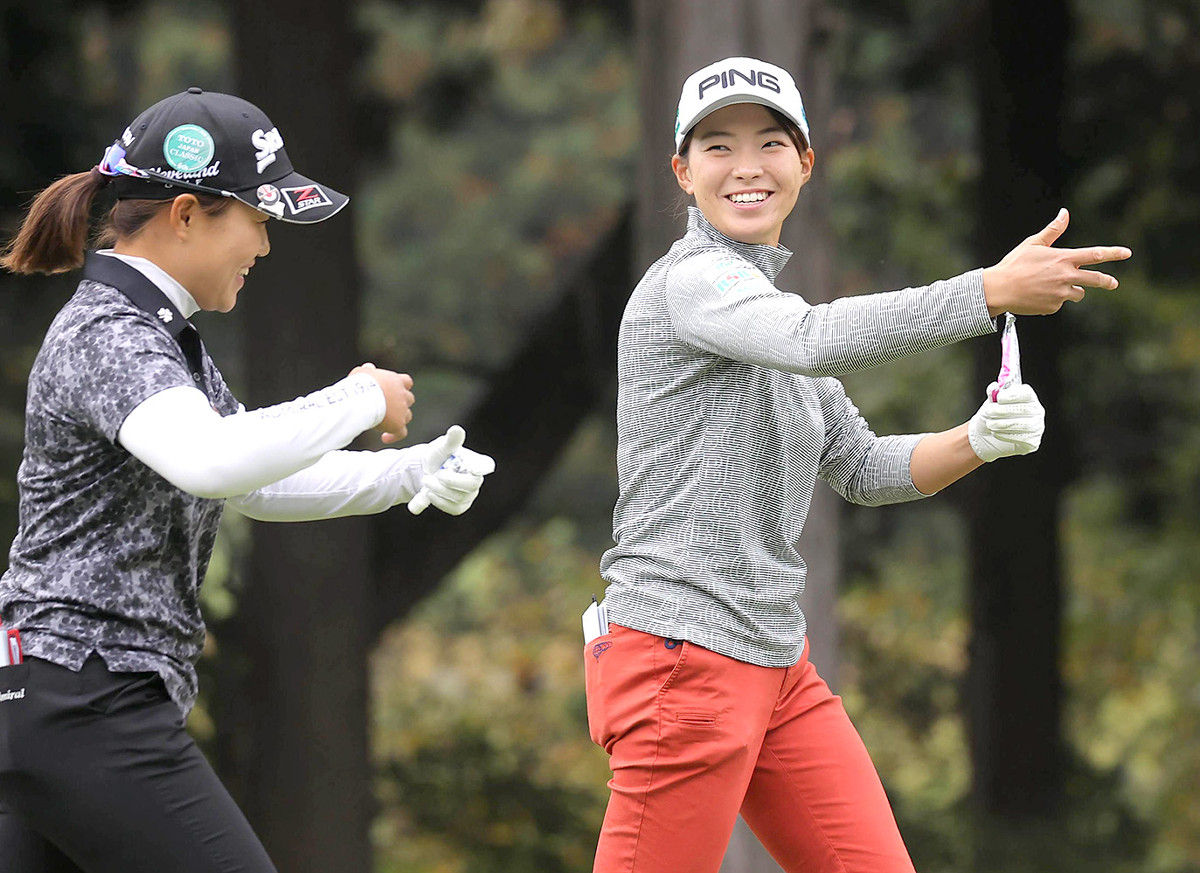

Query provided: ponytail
[2,171,232,276]
[0,168,110,275]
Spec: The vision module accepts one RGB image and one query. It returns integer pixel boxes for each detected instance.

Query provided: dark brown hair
[1,172,232,275]
[677,106,809,159]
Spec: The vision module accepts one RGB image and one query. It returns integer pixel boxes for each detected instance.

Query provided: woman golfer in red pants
[588,56,1131,873]
[0,88,493,872]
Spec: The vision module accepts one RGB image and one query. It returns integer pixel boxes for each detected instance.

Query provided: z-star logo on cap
[251,127,285,174]
[281,185,333,215]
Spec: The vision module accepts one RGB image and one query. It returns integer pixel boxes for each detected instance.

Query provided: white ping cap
[674,57,810,154]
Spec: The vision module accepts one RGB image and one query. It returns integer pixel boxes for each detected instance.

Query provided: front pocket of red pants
[584,625,685,751]
[584,634,614,747]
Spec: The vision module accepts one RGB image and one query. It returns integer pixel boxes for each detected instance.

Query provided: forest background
[1,1,1197,872]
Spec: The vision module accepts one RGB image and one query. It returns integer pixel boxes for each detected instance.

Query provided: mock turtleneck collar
[685,206,792,281]
[95,250,200,319]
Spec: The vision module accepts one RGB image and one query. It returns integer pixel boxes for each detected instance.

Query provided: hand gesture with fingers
[982,208,1132,317]
[407,425,496,516]
[350,362,414,443]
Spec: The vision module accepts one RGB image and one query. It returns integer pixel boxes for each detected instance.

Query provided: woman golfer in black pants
[0,88,494,872]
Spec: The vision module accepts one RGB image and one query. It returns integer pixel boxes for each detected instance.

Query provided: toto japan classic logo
[163,124,215,173]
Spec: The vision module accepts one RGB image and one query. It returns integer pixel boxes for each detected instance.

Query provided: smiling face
[182,199,271,312]
[671,102,814,246]
[111,194,272,313]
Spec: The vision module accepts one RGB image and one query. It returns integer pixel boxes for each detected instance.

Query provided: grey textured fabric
[600,207,995,668]
[0,280,239,716]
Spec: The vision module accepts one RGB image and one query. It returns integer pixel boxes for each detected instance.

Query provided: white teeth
[729,192,768,203]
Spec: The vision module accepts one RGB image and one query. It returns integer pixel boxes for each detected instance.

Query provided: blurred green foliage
[372,516,610,872]
[2,0,1198,871]
[354,0,635,442]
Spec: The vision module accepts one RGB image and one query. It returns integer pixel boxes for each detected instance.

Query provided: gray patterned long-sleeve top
[599,207,996,667]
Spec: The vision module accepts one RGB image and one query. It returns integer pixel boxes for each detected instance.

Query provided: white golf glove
[407,426,496,516]
[968,382,1045,463]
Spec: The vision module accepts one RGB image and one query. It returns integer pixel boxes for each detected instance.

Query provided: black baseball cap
[98,87,348,225]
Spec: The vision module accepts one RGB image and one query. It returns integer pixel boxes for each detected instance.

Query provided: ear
[167,194,201,241]
[671,154,694,195]
[799,147,816,185]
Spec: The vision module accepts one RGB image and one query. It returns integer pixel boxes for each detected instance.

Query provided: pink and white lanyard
[990,312,1021,402]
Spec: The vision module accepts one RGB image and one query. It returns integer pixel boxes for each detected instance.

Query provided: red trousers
[585,624,916,873]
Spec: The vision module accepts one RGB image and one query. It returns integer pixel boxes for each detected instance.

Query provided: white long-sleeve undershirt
[104,248,426,522]
[225,445,426,522]
[117,376,426,520]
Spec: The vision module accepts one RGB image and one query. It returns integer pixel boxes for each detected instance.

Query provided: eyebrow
[697,125,785,140]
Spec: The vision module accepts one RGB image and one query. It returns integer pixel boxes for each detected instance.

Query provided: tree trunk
[368,212,632,632]
[635,1,838,869]
[231,3,373,871]
[967,0,1071,835]
[0,0,102,571]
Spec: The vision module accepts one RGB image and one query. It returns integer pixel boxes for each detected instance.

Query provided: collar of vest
[81,251,191,339]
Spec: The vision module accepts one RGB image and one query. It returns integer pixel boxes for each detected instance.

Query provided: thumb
[1028,207,1069,247]
[995,382,1039,405]
[424,425,466,473]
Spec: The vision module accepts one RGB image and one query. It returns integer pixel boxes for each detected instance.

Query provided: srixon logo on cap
[698,66,782,99]
[252,127,285,174]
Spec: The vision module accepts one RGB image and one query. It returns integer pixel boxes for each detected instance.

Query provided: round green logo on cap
[163,124,215,173]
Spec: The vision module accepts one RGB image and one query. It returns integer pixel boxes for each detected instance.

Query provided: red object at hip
[0,624,22,667]
[585,623,915,873]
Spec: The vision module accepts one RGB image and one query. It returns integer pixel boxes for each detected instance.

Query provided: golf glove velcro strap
[968,382,1045,463]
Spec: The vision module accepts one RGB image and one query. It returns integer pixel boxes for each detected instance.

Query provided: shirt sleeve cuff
[959,268,999,335]
[343,371,387,430]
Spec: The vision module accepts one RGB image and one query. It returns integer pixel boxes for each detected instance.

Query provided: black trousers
[0,655,276,873]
